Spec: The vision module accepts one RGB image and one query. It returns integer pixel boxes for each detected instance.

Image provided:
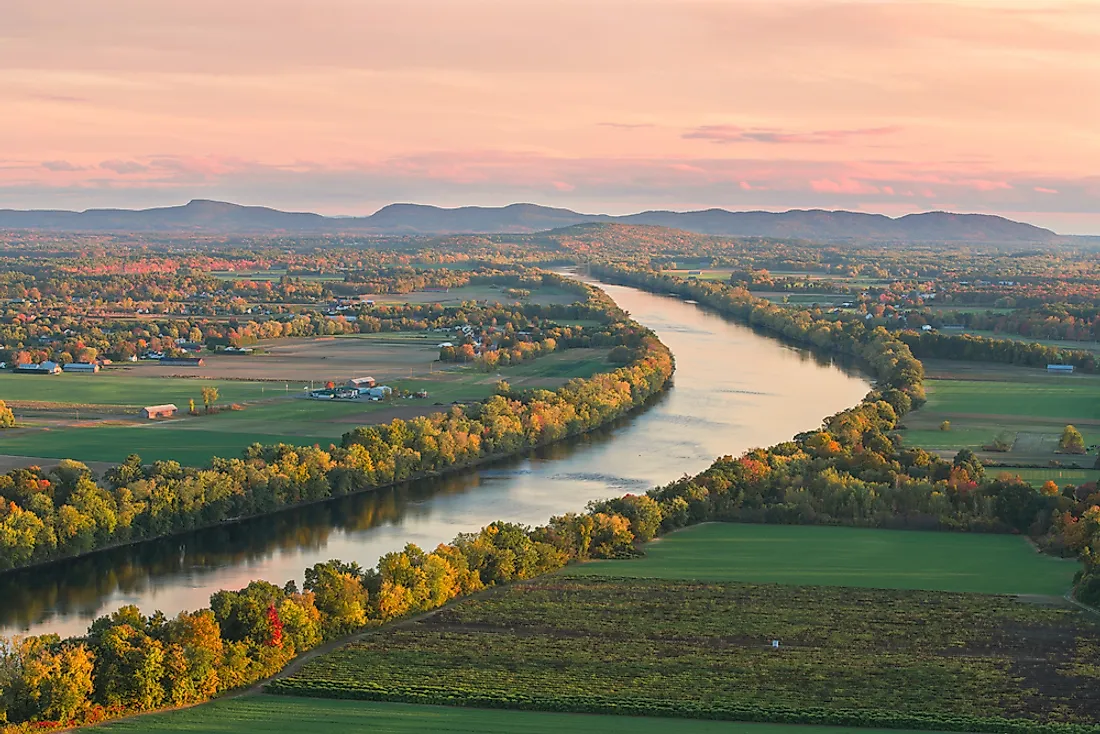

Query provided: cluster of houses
[309,376,398,401]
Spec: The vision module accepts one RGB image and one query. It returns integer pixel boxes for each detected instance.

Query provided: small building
[361,385,393,400]
[159,357,206,367]
[334,386,360,399]
[142,404,178,419]
[63,362,100,373]
[347,376,376,389]
[1048,364,1075,373]
[15,361,61,375]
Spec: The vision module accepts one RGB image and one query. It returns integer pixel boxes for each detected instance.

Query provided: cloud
[99,160,149,174]
[1034,186,1059,194]
[684,125,901,145]
[597,122,654,130]
[809,178,880,195]
[41,160,83,172]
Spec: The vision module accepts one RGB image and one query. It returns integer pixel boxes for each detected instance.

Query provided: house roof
[143,404,179,412]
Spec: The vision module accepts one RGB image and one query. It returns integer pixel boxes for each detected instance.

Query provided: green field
[96,696,942,734]
[271,575,1100,728]
[957,328,1100,353]
[0,373,274,408]
[562,522,1077,595]
[899,363,1100,463]
[997,467,1100,487]
[0,349,614,466]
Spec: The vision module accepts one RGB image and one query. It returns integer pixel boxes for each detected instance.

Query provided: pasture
[1004,467,1100,487]
[0,347,613,466]
[96,696,940,734]
[956,328,1100,353]
[899,361,1100,465]
[562,522,1077,595]
[271,575,1100,728]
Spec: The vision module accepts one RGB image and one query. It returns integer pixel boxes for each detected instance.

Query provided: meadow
[96,696,944,734]
[898,361,1100,463]
[0,348,613,466]
[0,372,274,408]
[1004,467,1100,487]
[957,328,1100,353]
[561,522,1078,595]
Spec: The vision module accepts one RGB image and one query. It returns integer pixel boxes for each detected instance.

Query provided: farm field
[562,522,1077,595]
[0,347,614,466]
[0,372,274,408]
[956,328,1100,353]
[355,284,582,307]
[271,574,1100,728]
[1004,467,1100,487]
[898,360,1100,465]
[96,695,942,734]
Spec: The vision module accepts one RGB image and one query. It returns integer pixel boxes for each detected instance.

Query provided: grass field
[899,361,1100,465]
[272,574,1100,727]
[957,328,1100,353]
[1001,467,1100,486]
[0,348,614,466]
[96,696,943,734]
[562,522,1078,595]
[365,284,582,307]
[0,373,274,408]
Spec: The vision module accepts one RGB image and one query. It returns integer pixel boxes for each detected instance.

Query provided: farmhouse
[14,361,61,375]
[1048,364,1075,373]
[159,356,206,366]
[62,362,100,373]
[142,404,178,419]
[347,376,376,389]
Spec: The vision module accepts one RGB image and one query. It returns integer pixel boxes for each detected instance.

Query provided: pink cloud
[551,180,575,192]
[809,178,879,195]
[1034,186,1059,194]
[684,125,900,145]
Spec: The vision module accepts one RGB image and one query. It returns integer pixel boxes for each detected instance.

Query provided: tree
[200,386,219,414]
[0,400,14,429]
[939,420,950,432]
[303,560,369,636]
[1059,425,1086,454]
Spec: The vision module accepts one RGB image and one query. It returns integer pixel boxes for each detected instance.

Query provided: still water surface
[0,281,870,637]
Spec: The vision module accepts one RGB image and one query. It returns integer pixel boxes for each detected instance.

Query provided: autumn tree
[1060,425,1086,454]
[200,386,219,414]
[0,400,14,428]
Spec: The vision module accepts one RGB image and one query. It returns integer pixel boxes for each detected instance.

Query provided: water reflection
[0,283,870,637]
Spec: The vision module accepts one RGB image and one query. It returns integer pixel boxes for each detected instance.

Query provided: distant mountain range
[0,199,1060,243]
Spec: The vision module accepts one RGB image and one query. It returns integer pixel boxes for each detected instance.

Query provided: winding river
[0,281,870,638]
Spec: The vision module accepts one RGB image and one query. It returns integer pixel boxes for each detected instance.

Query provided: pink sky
[2,0,1099,233]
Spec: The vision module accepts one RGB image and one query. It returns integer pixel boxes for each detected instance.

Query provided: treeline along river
[0,280,869,637]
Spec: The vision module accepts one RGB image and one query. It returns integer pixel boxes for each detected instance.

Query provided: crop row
[266,680,1100,734]
[272,577,1100,726]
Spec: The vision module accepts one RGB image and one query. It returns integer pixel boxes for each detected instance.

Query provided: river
[0,280,870,637]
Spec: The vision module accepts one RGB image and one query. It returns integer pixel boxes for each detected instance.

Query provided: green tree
[303,560,369,636]
[1059,425,1086,454]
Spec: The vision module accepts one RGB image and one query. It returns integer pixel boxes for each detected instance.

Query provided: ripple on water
[547,473,651,490]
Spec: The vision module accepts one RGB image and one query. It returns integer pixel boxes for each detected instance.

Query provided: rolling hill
[0,199,1060,242]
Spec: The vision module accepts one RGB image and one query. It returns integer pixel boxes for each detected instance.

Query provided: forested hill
[0,199,1060,243]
